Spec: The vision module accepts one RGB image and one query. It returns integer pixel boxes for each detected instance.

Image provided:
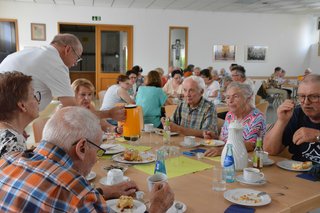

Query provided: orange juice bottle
[122,104,141,141]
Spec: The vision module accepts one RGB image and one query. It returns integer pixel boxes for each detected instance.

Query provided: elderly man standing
[264,74,320,163]
[231,65,255,107]
[0,33,124,121]
[0,107,174,212]
[166,76,218,138]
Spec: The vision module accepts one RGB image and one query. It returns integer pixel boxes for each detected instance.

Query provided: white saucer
[248,158,275,166]
[236,175,266,186]
[166,201,187,213]
[179,141,200,148]
[99,176,130,186]
[85,171,96,181]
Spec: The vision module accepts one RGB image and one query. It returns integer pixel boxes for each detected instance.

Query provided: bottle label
[154,160,166,174]
[224,155,234,167]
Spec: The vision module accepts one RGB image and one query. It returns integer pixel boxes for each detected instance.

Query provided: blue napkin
[225,204,255,213]
[296,173,318,182]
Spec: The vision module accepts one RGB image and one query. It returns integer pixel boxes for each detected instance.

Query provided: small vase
[221,120,248,171]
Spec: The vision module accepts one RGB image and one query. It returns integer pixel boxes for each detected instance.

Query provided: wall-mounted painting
[213,45,236,61]
[31,23,46,41]
[245,45,267,62]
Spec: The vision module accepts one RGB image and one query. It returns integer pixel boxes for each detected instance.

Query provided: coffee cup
[262,151,269,163]
[243,168,264,183]
[184,136,196,146]
[106,169,124,185]
[147,173,168,192]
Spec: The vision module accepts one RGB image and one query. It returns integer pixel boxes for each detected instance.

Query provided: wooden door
[96,25,133,93]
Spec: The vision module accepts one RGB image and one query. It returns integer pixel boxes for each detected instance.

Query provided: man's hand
[149,183,174,213]
[293,127,320,145]
[277,100,294,124]
[107,106,126,121]
[101,180,138,199]
[203,131,215,139]
[204,147,223,157]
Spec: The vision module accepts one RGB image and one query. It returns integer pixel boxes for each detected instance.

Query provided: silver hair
[300,74,320,84]
[50,33,82,52]
[211,69,219,77]
[227,81,254,107]
[42,106,102,152]
[183,76,205,92]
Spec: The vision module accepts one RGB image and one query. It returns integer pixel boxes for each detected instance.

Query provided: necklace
[0,121,21,134]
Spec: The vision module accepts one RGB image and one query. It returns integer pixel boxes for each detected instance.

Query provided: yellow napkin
[115,137,126,142]
[119,143,151,152]
[205,156,221,162]
[133,156,213,178]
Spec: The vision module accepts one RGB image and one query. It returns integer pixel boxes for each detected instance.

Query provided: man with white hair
[165,76,218,138]
[264,74,320,163]
[0,107,174,212]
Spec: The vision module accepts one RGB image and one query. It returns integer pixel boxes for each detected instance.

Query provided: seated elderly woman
[0,71,40,157]
[71,78,121,134]
[200,69,220,103]
[100,75,135,125]
[136,70,171,128]
[204,82,266,156]
[163,69,183,102]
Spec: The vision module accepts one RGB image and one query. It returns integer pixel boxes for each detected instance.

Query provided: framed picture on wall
[213,45,236,61]
[31,23,46,41]
[245,45,267,62]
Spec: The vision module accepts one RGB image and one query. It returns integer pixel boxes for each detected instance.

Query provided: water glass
[144,123,154,145]
[212,166,226,191]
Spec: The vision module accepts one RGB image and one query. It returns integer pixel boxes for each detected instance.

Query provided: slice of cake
[117,195,134,211]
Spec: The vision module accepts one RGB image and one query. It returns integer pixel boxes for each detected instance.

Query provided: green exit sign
[92,16,101,21]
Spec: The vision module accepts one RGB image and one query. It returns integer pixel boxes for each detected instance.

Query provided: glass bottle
[163,117,171,145]
[154,150,167,175]
[253,137,264,169]
[223,144,235,183]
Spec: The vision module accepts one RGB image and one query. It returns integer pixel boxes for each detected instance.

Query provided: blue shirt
[136,86,167,127]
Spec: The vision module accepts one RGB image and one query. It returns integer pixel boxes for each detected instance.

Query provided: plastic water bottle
[154,150,167,175]
[223,144,235,183]
[163,117,171,145]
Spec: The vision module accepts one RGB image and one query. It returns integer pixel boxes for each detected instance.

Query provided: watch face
[317,135,320,142]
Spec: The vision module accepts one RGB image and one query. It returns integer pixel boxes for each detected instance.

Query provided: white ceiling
[2,0,320,15]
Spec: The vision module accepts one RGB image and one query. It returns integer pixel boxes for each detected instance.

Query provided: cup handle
[259,173,265,179]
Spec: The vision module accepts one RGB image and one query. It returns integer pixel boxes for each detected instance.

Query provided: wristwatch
[317,135,320,142]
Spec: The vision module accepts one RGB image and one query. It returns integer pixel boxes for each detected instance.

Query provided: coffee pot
[122,104,141,141]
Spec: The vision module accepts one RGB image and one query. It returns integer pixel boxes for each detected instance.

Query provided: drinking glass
[144,123,154,145]
[212,166,226,191]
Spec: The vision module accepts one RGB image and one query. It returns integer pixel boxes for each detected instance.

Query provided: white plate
[112,152,156,164]
[180,141,201,148]
[236,175,266,186]
[106,199,146,213]
[100,144,126,155]
[276,160,312,172]
[224,188,271,206]
[166,201,187,213]
[85,171,96,181]
[248,158,275,166]
[154,129,179,136]
[200,140,225,147]
[99,176,130,186]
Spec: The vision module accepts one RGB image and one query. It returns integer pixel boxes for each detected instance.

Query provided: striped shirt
[0,141,109,212]
[220,108,266,143]
[173,97,218,134]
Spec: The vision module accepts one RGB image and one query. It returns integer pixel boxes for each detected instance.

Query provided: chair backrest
[98,90,107,106]
[256,102,269,116]
[164,105,178,118]
[255,95,262,105]
[217,118,225,134]
[32,117,50,143]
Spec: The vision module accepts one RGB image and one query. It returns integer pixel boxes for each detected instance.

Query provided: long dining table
[91,132,320,213]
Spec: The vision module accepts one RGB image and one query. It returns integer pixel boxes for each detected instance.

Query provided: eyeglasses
[72,138,106,157]
[34,91,41,103]
[225,94,241,101]
[70,46,83,63]
[296,94,320,103]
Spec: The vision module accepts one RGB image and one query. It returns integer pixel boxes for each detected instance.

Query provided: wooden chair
[164,105,178,118]
[255,95,262,105]
[98,90,107,106]
[217,118,225,134]
[256,102,269,116]
[32,117,50,143]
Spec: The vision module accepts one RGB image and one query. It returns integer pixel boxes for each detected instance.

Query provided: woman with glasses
[0,71,40,157]
[126,70,138,99]
[203,82,266,157]
[71,78,121,133]
[163,69,183,103]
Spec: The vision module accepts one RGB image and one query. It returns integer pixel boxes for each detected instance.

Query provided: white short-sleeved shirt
[204,80,220,102]
[100,84,126,110]
[0,45,74,111]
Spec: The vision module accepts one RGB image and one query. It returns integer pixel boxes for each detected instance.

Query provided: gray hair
[42,106,102,152]
[50,33,82,52]
[227,81,254,106]
[183,76,205,92]
[211,69,219,77]
[301,74,320,84]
